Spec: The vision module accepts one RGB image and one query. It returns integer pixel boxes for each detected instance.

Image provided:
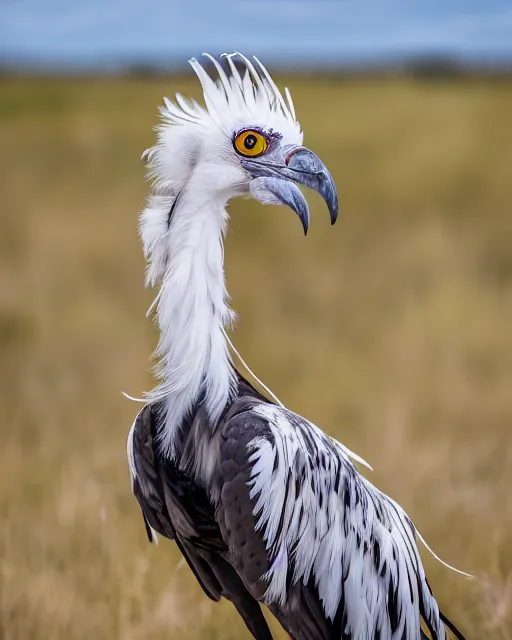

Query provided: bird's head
[144,52,338,235]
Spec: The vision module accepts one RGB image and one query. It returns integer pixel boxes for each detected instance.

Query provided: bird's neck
[147,189,236,457]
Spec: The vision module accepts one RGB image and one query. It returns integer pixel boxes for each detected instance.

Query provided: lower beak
[244,146,338,235]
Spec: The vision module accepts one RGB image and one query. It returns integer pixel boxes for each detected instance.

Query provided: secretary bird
[127,52,467,640]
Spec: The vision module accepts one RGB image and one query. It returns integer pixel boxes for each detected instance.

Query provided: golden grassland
[0,73,511,639]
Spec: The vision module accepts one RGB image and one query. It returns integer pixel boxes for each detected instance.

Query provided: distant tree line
[1,55,511,79]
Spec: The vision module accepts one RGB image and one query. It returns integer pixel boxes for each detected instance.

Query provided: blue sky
[1,0,512,68]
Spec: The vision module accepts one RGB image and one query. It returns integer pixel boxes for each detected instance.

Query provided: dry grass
[0,73,511,639]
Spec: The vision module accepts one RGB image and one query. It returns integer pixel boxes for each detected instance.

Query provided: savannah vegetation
[0,72,511,639]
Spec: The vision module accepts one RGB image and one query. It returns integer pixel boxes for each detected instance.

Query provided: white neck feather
[141,180,236,457]
[137,51,303,459]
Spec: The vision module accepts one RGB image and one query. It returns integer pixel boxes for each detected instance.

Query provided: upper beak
[243,145,338,235]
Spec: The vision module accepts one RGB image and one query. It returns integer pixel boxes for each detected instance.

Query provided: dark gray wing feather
[130,405,222,600]
[129,404,273,640]
[216,408,273,600]
[217,405,332,640]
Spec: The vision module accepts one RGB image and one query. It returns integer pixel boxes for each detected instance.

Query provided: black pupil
[244,134,257,150]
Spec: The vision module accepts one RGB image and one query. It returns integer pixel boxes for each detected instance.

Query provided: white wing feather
[247,404,457,639]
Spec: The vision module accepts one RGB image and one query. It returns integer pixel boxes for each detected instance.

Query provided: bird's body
[127,53,467,639]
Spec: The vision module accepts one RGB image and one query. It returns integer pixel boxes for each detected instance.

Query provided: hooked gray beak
[243,146,338,235]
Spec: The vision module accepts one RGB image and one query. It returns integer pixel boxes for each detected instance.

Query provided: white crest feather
[161,53,302,138]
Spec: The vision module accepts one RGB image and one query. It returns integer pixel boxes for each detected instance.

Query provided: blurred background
[1,1,511,638]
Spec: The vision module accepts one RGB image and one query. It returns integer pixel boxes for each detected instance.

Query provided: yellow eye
[234,129,268,157]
